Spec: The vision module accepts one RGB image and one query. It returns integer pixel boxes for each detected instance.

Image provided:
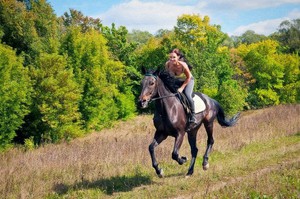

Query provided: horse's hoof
[203,163,209,170]
[158,169,164,178]
[185,172,193,178]
[179,157,188,165]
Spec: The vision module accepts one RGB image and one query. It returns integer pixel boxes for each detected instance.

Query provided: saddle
[177,92,206,114]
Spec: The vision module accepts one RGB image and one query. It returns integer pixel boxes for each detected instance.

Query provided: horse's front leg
[149,132,167,178]
[172,131,187,165]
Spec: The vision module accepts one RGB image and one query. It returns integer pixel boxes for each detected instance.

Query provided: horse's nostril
[138,99,145,107]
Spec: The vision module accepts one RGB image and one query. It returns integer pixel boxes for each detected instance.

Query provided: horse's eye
[149,81,154,86]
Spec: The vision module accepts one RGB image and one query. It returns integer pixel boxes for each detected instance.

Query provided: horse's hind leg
[203,121,214,170]
[172,131,187,165]
[186,128,199,176]
[149,131,167,177]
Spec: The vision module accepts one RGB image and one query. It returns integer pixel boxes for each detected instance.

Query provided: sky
[48,0,300,36]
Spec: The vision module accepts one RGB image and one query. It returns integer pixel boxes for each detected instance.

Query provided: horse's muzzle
[138,99,150,109]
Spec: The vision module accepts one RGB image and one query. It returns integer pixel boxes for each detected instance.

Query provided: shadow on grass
[53,173,152,196]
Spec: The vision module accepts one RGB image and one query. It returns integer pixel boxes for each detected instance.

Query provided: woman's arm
[178,61,192,93]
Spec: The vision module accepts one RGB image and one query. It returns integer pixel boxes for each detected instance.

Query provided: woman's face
[169,52,178,62]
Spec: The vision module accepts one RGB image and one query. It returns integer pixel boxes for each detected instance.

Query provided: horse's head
[138,67,160,108]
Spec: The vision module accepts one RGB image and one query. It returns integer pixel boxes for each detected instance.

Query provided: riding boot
[189,111,196,124]
[186,110,196,131]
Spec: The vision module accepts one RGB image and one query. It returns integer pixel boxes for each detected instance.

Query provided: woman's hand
[177,87,184,93]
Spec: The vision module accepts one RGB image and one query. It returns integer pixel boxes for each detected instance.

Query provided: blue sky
[48,0,300,36]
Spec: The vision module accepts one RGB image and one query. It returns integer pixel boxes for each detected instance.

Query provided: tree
[276,53,300,103]
[235,30,267,46]
[0,43,31,149]
[155,29,172,38]
[216,80,247,115]
[60,27,136,131]
[61,9,102,33]
[127,29,153,45]
[0,0,59,63]
[23,53,83,144]
[272,19,300,54]
[0,0,38,56]
[29,0,60,53]
[237,40,286,107]
[101,23,137,66]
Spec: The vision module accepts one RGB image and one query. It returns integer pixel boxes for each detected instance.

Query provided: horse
[138,67,240,177]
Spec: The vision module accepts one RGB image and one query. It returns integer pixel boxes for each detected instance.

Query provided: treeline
[0,0,299,150]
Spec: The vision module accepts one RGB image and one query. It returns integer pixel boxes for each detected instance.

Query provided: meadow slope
[0,104,299,199]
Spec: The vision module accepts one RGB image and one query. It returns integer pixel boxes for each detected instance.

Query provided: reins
[150,93,178,103]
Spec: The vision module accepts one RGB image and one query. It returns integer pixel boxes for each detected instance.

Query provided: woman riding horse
[165,49,196,130]
[139,67,240,177]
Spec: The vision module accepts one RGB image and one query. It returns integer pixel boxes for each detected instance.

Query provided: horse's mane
[158,70,182,93]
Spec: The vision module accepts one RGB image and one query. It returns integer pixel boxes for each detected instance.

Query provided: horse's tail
[214,100,240,127]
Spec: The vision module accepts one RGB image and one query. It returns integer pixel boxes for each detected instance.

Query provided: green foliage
[61,27,136,131]
[61,9,102,32]
[134,37,170,70]
[28,53,83,143]
[276,53,300,103]
[231,30,268,47]
[0,0,59,63]
[101,24,136,64]
[255,88,280,106]
[216,80,247,115]
[236,40,296,108]
[272,19,300,53]
[30,0,60,53]
[127,29,153,45]
[0,0,38,55]
[0,43,31,150]
[24,136,35,150]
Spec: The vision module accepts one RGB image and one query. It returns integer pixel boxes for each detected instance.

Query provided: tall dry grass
[0,104,299,198]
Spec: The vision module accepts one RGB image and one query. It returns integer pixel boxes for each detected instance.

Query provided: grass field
[0,104,299,199]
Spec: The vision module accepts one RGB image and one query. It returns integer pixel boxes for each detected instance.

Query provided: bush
[0,44,31,150]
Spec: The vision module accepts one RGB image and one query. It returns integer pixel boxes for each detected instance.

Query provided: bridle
[144,74,178,103]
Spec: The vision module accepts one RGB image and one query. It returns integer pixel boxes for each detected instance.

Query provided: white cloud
[232,18,287,36]
[97,0,206,33]
[231,8,300,36]
[94,0,300,35]
[206,0,300,10]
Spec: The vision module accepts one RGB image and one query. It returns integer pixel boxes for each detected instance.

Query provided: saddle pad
[193,95,206,113]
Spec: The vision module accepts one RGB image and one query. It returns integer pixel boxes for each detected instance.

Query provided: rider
[165,48,196,129]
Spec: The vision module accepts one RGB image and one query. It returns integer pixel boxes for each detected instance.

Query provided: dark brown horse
[138,68,240,177]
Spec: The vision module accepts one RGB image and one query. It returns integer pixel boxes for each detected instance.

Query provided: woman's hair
[170,48,193,70]
[170,48,182,58]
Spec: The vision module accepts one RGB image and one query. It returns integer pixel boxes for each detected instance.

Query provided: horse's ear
[141,66,147,75]
[153,66,161,76]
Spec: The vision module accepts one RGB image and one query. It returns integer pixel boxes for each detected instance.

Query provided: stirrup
[189,114,196,123]
[186,122,196,131]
